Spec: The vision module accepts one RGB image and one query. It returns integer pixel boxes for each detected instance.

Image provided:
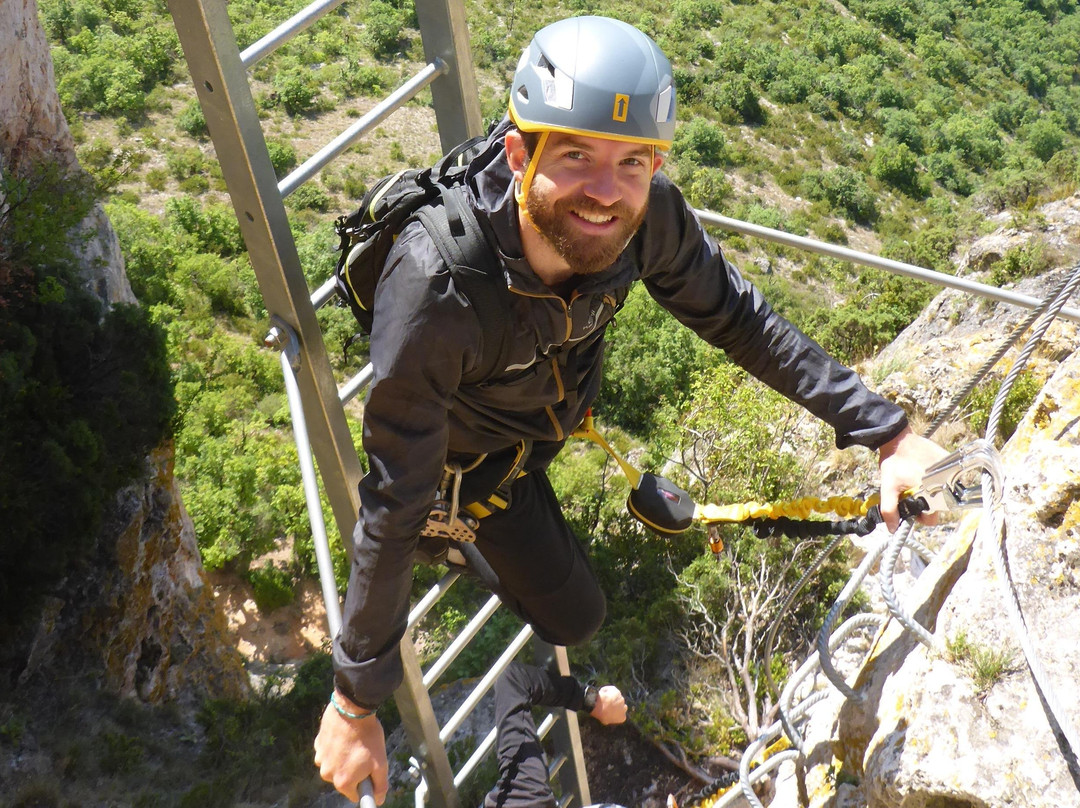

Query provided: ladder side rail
[279,59,449,198]
[240,0,349,68]
[399,636,461,808]
[413,0,483,150]
[273,319,344,635]
[167,0,364,555]
[696,208,1080,324]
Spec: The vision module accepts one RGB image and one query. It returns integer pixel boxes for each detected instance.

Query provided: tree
[0,164,174,636]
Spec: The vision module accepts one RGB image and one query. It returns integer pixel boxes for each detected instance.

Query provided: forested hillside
[5,0,1078,803]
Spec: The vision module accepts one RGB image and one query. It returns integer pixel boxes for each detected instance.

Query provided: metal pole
[272,320,344,637]
[278,60,448,197]
[695,209,1080,324]
[240,0,349,68]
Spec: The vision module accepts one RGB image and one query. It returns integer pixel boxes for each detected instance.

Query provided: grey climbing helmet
[509,16,676,149]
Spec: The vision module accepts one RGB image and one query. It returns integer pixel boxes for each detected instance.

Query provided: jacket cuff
[835,409,908,451]
[332,637,403,711]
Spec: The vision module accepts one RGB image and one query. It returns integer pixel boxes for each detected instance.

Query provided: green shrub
[265,138,298,179]
[684,167,732,211]
[706,75,764,125]
[938,112,1005,171]
[965,371,1041,441]
[1024,115,1067,162]
[178,174,210,194]
[799,166,878,224]
[946,630,1016,694]
[926,150,973,195]
[361,0,408,59]
[870,139,925,196]
[335,61,393,98]
[177,99,208,139]
[877,108,925,153]
[990,240,1050,286]
[249,565,295,612]
[671,117,731,169]
[273,68,319,116]
[166,146,209,181]
[165,197,244,257]
[106,200,180,305]
[286,183,332,212]
[176,253,249,316]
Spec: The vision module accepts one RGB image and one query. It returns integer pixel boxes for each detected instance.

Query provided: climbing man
[314,15,948,803]
[484,660,627,808]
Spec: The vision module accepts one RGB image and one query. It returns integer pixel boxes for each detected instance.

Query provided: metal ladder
[164,1,590,805]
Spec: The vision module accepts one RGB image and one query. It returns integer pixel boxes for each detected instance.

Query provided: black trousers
[483,662,576,808]
[467,469,606,649]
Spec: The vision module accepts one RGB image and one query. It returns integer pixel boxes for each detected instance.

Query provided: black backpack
[332,133,512,381]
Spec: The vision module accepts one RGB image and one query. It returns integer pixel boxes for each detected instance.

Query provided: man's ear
[652,150,665,174]
[505,129,528,180]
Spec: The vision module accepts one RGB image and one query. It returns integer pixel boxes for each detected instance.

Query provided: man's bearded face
[525,183,648,275]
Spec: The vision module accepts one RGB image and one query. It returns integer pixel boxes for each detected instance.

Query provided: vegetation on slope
[5,0,1077,802]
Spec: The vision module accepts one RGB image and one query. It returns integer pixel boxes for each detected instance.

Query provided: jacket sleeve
[638,175,907,451]
[498,661,589,713]
[333,223,483,707]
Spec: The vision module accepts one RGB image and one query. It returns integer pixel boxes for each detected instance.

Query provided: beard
[525,185,648,275]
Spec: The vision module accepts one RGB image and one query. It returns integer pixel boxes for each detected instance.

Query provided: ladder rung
[339,363,375,405]
[278,60,447,198]
[547,751,567,779]
[423,595,501,688]
[240,0,349,68]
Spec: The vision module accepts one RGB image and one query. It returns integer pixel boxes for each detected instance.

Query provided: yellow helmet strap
[514,130,549,233]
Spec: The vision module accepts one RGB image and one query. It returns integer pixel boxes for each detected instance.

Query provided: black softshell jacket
[334,119,908,707]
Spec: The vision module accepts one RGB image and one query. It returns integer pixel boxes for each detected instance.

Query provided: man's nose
[582,166,621,207]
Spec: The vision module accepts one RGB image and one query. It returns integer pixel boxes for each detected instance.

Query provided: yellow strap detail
[465,502,492,519]
[570,413,642,488]
[694,493,880,525]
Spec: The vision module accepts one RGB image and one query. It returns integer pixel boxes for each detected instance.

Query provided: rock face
[1,0,135,306]
[771,207,1080,808]
[18,446,251,704]
[4,0,246,704]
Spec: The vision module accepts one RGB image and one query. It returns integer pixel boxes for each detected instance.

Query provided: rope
[981,265,1080,769]
[924,264,1080,439]
[763,534,847,699]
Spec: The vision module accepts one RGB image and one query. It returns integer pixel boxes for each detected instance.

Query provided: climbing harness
[420,440,533,548]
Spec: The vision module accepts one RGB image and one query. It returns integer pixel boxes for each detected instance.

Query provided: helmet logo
[612,94,630,123]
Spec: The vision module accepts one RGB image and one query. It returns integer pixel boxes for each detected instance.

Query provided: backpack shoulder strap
[415,186,512,383]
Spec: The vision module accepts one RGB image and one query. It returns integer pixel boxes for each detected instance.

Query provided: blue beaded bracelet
[331,691,373,720]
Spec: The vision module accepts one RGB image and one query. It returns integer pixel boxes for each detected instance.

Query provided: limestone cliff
[2,0,247,704]
[771,204,1080,808]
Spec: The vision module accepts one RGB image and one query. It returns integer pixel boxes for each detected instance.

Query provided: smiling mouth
[572,210,616,225]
